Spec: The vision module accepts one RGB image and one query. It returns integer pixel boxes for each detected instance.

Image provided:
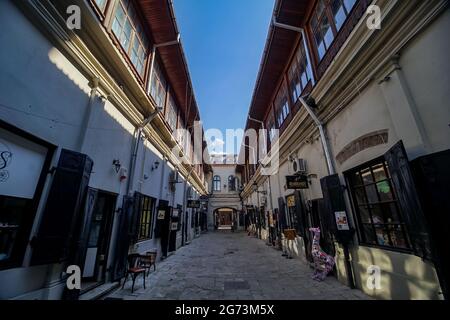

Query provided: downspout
[127,109,161,196]
[181,167,195,246]
[299,97,335,175]
[300,97,355,289]
[272,16,355,288]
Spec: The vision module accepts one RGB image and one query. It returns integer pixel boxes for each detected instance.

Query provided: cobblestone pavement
[106,231,370,300]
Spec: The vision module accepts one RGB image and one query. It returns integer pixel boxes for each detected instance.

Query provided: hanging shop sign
[187,200,201,208]
[286,175,309,190]
[335,211,350,231]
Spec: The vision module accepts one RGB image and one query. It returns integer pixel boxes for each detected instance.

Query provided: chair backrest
[127,253,141,269]
[145,251,157,263]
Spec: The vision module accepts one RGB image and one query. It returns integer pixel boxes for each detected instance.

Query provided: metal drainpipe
[181,167,194,246]
[299,98,356,289]
[127,109,161,196]
[299,97,335,175]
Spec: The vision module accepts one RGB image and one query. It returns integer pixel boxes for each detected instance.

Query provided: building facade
[0,0,209,300]
[239,0,449,300]
[206,159,243,231]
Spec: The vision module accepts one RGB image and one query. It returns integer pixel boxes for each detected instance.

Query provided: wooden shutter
[129,192,143,244]
[31,149,92,265]
[277,197,288,230]
[111,195,134,281]
[294,191,307,237]
[320,174,353,244]
[384,141,432,261]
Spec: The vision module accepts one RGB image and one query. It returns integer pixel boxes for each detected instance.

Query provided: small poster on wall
[157,210,166,220]
[335,211,350,231]
[171,222,178,231]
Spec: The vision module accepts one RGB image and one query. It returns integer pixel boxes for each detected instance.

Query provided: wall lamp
[112,159,122,173]
[151,160,160,171]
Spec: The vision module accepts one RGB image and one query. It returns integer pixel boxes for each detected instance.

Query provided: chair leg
[143,272,146,289]
[131,274,137,293]
[122,273,128,289]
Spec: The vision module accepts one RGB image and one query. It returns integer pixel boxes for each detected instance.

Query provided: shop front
[0,124,53,271]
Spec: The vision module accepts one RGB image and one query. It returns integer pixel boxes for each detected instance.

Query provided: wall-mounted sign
[335,211,350,231]
[286,195,296,207]
[157,210,166,220]
[187,200,200,208]
[286,175,309,190]
[171,222,178,231]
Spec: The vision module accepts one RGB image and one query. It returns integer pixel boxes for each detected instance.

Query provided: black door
[82,192,116,283]
[310,199,335,257]
[155,200,170,258]
[412,149,450,300]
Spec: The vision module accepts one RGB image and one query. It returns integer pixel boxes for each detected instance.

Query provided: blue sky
[173,0,274,154]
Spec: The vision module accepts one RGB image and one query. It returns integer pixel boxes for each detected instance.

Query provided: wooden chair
[140,251,157,277]
[122,254,146,293]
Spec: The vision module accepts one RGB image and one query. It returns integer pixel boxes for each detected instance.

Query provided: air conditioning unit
[169,171,179,183]
[291,158,307,175]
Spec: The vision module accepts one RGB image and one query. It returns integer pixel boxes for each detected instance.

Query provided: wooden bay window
[310,0,358,61]
[110,0,150,77]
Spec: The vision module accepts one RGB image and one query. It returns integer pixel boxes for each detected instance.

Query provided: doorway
[217,209,233,230]
[81,191,116,292]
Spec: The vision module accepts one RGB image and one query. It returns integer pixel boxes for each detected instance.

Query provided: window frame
[288,40,311,104]
[345,158,412,252]
[137,194,156,242]
[109,0,150,79]
[213,176,221,192]
[309,0,358,62]
[149,59,168,109]
[274,84,290,128]
[228,176,236,192]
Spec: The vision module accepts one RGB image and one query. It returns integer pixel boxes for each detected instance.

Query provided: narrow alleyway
[106,232,370,300]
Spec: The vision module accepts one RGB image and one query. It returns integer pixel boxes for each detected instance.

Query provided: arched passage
[213,207,237,230]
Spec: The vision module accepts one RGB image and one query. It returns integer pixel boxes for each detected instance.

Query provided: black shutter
[111,195,134,281]
[384,141,432,261]
[129,192,143,244]
[294,191,307,237]
[31,149,93,265]
[320,174,353,244]
[411,150,450,299]
[278,197,287,230]
[72,188,98,268]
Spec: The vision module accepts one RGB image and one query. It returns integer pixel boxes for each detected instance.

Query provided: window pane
[362,224,376,244]
[94,0,107,11]
[365,184,379,203]
[323,19,334,47]
[0,197,29,261]
[361,168,373,184]
[388,225,409,249]
[377,180,394,201]
[354,187,366,205]
[370,205,385,224]
[344,0,357,11]
[374,225,389,246]
[381,202,402,223]
[334,6,347,30]
[372,164,387,182]
[358,205,371,223]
